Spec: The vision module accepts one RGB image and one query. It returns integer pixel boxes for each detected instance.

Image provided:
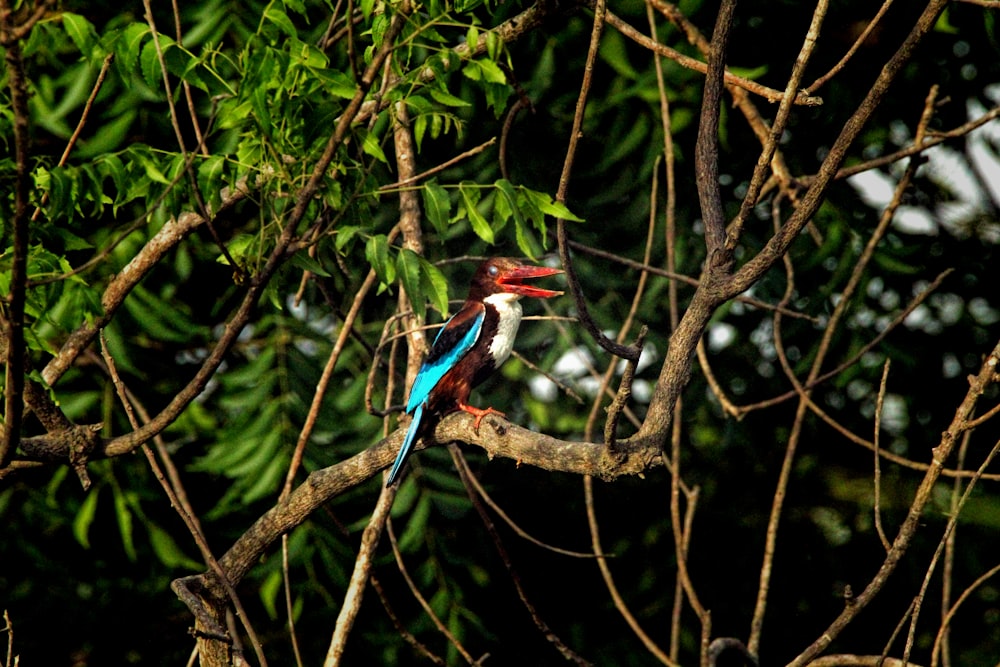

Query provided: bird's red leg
[457,402,506,433]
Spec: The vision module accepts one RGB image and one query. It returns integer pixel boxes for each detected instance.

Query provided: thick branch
[638,0,950,448]
[694,0,737,269]
[173,412,664,607]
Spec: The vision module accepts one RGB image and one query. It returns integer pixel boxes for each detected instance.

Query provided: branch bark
[0,0,33,467]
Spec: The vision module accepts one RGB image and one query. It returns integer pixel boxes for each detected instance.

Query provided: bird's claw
[459,403,506,435]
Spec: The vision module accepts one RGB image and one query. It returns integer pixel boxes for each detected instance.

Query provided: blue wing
[387,402,424,486]
[386,305,484,486]
[406,306,485,413]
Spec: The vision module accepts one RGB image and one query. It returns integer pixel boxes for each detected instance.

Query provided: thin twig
[385,516,479,664]
[733,269,952,418]
[565,240,819,322]
[931,559,1000,667]
[807,658,926,667]
[450,446,594,666]
[323,483,396,667]
[883,600,918,667]
[902,436,1000,665]
[555,0,641,364]
[169,0,207,155]
[753,84,936,656]
[99,335,268,666]
[937,430,970,667]
[604,9,823,106]
[788,336,1000,665]
[368,571,448,666]
[806,0,897,94]
[455,451,598,558]
[3,609,13,667]
[584,475,676,666]
[31,53,115,223]
[0,0,52,44]
[873,360,892,552]
[378,137,497,191]
[728,0,829,252]
[141,0,242,275]
[645,5,690,656]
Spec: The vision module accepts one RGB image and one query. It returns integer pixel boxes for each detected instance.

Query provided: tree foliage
[2,0,1000,665]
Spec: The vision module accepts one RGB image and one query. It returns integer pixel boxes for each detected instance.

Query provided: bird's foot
[458,402,506,434]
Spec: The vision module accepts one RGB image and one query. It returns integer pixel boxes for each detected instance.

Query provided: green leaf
[113,487,138,562]
[397,493,433,552]
[366,234,395,285]
[56,228,93,252]
[139,35,176,91]
[598,30,638,79]
[147,523,201,570]
[397,248,425,320]
[494,179,523,227]
[522,188,585,223]
[335,225,359,251]
[315,68,357,100]
[513,213,540,259]
[197,155,226,210]
[419,258,450,316]
[260,569,283,620]
[290,251,332,277]
[460,184,494,244]
[422,181,450,234]
[73,487,100,549]
[359,128,388,164]
[428,88,472,108]
[75,109,137,158]
[486,31,503,61]
[241,452,286,504]
[116,23,150,75]
[252,86,273,135]
[462,59,506,85]
[727,65,769,81]
[63,13,100,56]
[264,6,298,38]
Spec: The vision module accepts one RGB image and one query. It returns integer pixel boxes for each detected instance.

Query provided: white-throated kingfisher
[386,257,563,486]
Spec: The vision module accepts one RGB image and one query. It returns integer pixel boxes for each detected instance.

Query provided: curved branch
[725,0,951,298]
[787,338,1000,666]
[603,9,823,106]
[694,0,737,268]
[173,411,665,608]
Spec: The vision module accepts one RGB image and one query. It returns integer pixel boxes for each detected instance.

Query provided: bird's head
[470,257,564,300]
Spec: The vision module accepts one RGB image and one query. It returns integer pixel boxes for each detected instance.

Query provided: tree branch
[172,411,665,611]
[0,0,33,467]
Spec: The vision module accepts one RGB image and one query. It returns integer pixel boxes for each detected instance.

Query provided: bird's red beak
[497,265,564,299]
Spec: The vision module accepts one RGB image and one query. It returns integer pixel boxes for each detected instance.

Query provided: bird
[386,257,563,486]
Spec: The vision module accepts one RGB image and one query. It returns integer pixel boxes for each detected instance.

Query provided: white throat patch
[483,292,523,366]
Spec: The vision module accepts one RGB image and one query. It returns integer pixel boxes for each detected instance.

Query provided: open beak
[498,265,564,299]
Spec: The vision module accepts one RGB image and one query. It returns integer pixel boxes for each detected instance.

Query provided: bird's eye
[488,265,499,276]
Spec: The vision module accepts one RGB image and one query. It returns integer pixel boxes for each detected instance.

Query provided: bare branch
[604,9,823,106]
[0,0,33,467]
[694,0,738,270]
[788,338,1000,665]
[873,360,892,553]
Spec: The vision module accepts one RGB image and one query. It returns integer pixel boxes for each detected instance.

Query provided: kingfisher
[386,257,563,486]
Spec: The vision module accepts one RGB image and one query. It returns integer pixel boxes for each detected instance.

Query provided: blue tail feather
[387,402,424,486]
